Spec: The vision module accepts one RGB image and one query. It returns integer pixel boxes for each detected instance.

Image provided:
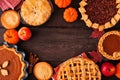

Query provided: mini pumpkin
[3,29,20,44]
[63,7,78,22]
[55,0,72,8]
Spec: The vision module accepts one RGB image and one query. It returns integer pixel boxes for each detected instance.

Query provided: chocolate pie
[20,0,52,26]
[98,31,120,60]
[0,43,27,80]
[57,57,101,80]
[79,0,120,31]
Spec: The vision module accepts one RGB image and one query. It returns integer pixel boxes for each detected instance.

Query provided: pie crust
[57,57,101,80]
[1,10,20,29]
[33,62,53,80]
[79,0,120,31]
[20,0,52,26]
[98,31,120,60]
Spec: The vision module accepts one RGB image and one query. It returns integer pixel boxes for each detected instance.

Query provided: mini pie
[0,43,27,80]
[1,10,20,29]
[98,31,120,60]
[57,57,101,80]
[33,62,53,80]
[20,0,52,26]
[79,0,120,31]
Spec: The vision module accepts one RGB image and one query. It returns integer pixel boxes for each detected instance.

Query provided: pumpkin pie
[79,0,120,31]
[0,43,27,80]
[20,0,52,26]
[56,57,101,80]
[98,31,120,60]
[1,10,20,29]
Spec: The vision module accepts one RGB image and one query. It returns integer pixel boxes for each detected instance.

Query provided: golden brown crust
[21,0,52,26]
[79,0,120,31]
[116,0,120,3]
[0,44,26,80]
[98,31,120,60]
[57,57,101,80]
[1,10,20,29]
[33,62,53,80]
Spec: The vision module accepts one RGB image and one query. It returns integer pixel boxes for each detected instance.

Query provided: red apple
[101,62,116,77]
[18,27,32,41]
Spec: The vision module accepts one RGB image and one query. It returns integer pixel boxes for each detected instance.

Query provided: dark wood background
[0,0,120,80]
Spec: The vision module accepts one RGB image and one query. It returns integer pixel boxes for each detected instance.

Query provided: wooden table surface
[0,0,120,80]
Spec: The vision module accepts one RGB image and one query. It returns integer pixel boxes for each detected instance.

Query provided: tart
[20,0,52,26]
[0,42,28,80]
[98,31,120,60]
[79,0,120,31]
[56,57,101,80]
[33,62,53,80]
[0,10,20,29]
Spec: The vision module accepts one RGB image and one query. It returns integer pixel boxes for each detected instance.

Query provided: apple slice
[18,27,32,41]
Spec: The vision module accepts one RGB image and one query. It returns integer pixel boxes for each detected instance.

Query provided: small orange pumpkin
[115,63,120,79]
[63,7,78,22]
[3,29,20,44]
[55,0,72,8]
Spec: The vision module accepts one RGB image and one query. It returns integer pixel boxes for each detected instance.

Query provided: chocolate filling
[85,0,118,25]
[103,34,120,55]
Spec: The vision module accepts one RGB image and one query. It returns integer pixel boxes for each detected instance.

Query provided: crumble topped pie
[79,0,120,31]
[98,31,120,60]
[57,57,101,80]
[20,0,52,26]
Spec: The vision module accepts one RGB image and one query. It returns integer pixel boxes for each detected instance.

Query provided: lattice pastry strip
[57,58,101,80]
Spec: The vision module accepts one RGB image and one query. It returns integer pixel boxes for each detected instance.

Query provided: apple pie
[20,0,52,26]
[57,57,101,80]
[79,0,120,31]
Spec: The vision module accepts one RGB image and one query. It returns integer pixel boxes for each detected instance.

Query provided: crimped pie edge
[78,0,120,31]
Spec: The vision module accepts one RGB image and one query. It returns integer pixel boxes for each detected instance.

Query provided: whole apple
[101,62,116,77]
[18,27,32,41]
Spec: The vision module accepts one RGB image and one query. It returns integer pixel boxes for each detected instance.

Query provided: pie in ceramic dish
[98,31,120,60]
[79,0,120,31]
[20,0,52,26]
[0,42,28,80]
[56,57,101,80]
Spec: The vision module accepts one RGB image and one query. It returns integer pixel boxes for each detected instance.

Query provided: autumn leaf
[80,52,88,58]
[90,29,105,39]
[88,50,103,63]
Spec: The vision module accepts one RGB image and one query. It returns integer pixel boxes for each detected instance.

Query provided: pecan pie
[57,57,101,80]
[79,0,120,31]
[98,31,120,60]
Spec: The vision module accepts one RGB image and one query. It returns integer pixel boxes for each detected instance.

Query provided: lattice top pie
[79,0,120,31]
[57,57,101,80]
[21,0,52,26]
